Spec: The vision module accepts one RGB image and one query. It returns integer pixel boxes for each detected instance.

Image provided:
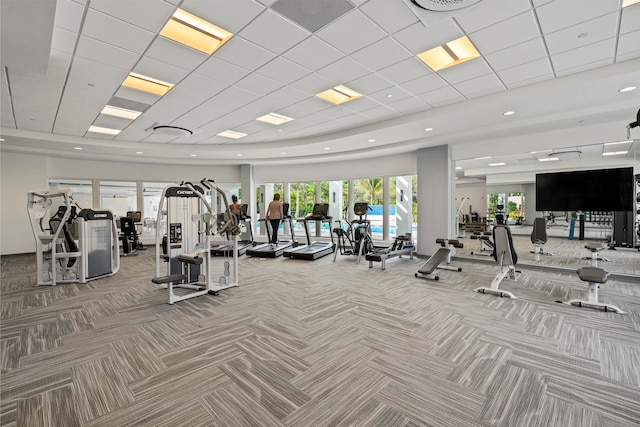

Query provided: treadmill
[245,203,297,258]
[211,204,254,257]
[283,203,335,260]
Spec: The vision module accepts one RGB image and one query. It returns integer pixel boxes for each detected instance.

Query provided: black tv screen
[536,167,634,212]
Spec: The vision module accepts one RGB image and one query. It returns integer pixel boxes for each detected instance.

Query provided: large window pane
[354,178,383,240]
[48,178,93,210]
[142,182,173,237]
[100,181,137,219]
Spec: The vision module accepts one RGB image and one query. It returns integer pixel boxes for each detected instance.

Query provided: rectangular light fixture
[602,151,628,156]
[604,140,633,146]
[417,36,480,71]
[623,0,640,7]
[474,156,492,160]
[101,105,142,120]
[538,157,559,162]
[256,112,294,125]
[160,8,233,55]
[488,162,506,166]
[122,72,174,96]
[88,125,121,135]
[316,85,362,105]
[217,130,248,139]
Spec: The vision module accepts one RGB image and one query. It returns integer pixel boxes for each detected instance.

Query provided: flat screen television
[536,167,633,212]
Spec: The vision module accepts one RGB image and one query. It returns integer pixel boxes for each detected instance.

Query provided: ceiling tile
[89,0,174,32]
[145,37,208,71]
[454,73,505,99]
[255,56,311,85]
[544,12,618,55]
[437,58,493,85]
[340,96,383,114]
[484,38,547,71]
[387,96,427,115]
[66,72,120,94]
[114,86,162,105]
[535,0,619,34]
[49,49,72,71]
[134,56,191,84]
[82,9,155,54]
[351,37,412,71]
[70,56,130,83]
[620,3,640,34]
[75,36,139,69]
[417,86,465,107]
[616,29,640,60]
[195,58,250,85]
[238,9,310,54]
[268,85,312,105]
[393,20,462,55]
[181,0,265,34]
[282,36,343,71]
[54,0,85,33]
[550,38,616,73]
[378,57,432,85]
[289,73,335,96]
[179,73,228,97]
[497,57,553,88]
[233,73,282,96]
[346,73,393,95]
[317,57,370,83]
[50,27,77,54]
[215,36,277,71]
[92,114,132,130]
[360,0,419,34]
[471,11,540,55]
[360,105,400,120]
[455,0,532,33]
[316,9,387,54]
[368,86,413,105]
[398,73,449,96]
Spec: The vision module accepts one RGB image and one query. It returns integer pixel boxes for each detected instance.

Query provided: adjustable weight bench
[474,224,518,299]
[563,266,626,314]
[414,248,451,281]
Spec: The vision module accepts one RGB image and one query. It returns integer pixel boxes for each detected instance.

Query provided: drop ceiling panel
[267,85,312,105]
[368,86,412,104]
[394,19,463,54]
[620,4,640,34]
[114,86,162,105]
[66,72,121,94]
[89,0,174,33]
[497,57,553,88]
[54,0,85,33]
[255,56,311,85]
[49,50,72,71]
[351,37,412,72]
[238,10,310,54]
[75,36,139,69]
[470,11,540,55]
[616,30,640,60]
[92,114,132,130]
[181,0,265,34]
[82,9,155,54]
[316,9,386,55]
[544,12,619,55]
[195,58,250,85]
[346,73,393,96]
[484,38,547,71]
[360,0,418,34]
[387,96,427,115]
[134,56,191,83]
[233,73,282,96]
[289,73,335,96]
[282,36,343,71]
[145,37,208,71]
[535,0,619,34]
[399,73,449,96]
[1,96,15,128]
[50,27,78,54]
[179,73,227,97]
[550,38,615,73]
[418,85,465,107]
[437,58,493,85]
[70,56,130,84]
[377,57,432,85]
[456,0,532,33]
[215,36,277,71]
[340,96,382,114]
[9,66,67,86]
[454,73,505,99]
[317,57,370,83]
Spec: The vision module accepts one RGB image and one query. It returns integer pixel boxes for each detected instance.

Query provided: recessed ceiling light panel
[316,85,362,105]
[256,112,294,125]
[619,86,637,93]
[160,8,233,55]
[417,36,480,71]
[217,130,248,139]
[88,125,121,135]
[101,105,142,120]
[122,72,174,96]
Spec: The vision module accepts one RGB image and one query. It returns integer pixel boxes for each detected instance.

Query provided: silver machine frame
[154,179,239,304]
[27,189,120,286]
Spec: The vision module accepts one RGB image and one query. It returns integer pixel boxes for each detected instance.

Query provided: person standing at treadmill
[266,193,283,244]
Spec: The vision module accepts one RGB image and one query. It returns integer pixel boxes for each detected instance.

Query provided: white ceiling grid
[0,0,638,177]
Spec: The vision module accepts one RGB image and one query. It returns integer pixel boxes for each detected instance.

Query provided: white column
[383,177,390,241]
[417,145,456,257]
[240,164,255,236]
[396,175,412,237]
[282,181,290,236]
[315,181,321,236]
[329,180,342,225]
[348,180,355,223]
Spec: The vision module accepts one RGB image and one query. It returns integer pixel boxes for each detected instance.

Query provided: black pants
[269,219,281,243]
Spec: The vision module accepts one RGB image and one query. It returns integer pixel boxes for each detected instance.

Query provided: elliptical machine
[333,202,373,263]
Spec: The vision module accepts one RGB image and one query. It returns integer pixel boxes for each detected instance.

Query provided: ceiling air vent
[410,0,482,11]
[151,125,193,136]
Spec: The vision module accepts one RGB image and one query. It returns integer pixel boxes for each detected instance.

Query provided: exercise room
[1,0,640,426]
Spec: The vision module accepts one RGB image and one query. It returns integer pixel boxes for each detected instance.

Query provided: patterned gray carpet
[1,239,639,426]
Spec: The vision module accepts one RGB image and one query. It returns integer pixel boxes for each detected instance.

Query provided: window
[100,181,137,219]
[142,182,173,237]
[48,178,93,210]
